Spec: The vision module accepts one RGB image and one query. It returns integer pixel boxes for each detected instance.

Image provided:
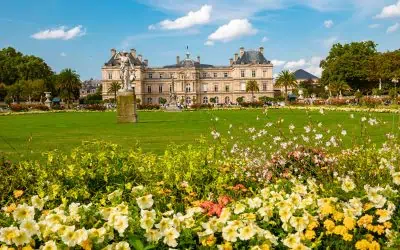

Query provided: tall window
[185,97,191,105]
[214,85,219,92]
[185,84,191,93]
[203,96,208,104]
[262,82,267,91]
[159,85,163,93]
[224,72,228,78]
[214,72,217,78]
[263,70,267,78]
[149,73,153,79]
[202,72,207,78]
[215,97,219,104]
[241,70,245,78]
[225,85,230,92]
[108,72,112,80]
[147,98,152,104]
[202,84,208,92]
[252,70,256,77]
[159,73,163,79]
[147,85,151,93]
[225,96,230,104]
[169,85,172,92]
[240,81,246,91]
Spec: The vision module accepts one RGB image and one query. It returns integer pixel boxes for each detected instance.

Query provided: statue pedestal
[165,103,182,112]
[117,91,137,123]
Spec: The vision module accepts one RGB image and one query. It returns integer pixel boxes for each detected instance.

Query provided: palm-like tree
[246,80,259,102]
[275,70,297,102]
[329,80,351,98]
[57,69,81,108]
[108,81,121,103]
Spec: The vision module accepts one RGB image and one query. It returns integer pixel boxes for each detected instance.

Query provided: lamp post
[130,70,138,123]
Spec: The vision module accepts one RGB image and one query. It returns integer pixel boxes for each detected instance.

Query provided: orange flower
[13,190,24,198]
[4,203,17,213]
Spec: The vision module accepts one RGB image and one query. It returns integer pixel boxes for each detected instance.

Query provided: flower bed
[0,111,399,249]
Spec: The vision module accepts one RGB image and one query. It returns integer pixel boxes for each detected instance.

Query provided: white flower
[156,218,173,233]
[222,225,238,242]
[211,130,220,139]
[141,209,156,220]
[239,225,256,240]
[163,228,179,247]
[392,172,400,185]
[31,195,46,210]
[115,241,131,250]
[0,226,19,245]
[113,215,129,236]
[341,130,347,136]
[20,219,39,237]
[42,240,57,250]
[234,203,246,214]
[132,185,144,193]
[12,229,31,246]
[289,124,295,130]
[315,134,323,140]
[88,227,106,243]
[282,233,301,248]
[136,195,154,210]
[71,228,88,246]
[145,229,162,242]
[350,114,354,119]
[304,126,311,133]
[140,217,155,231]
[13,204,35,222]
[248,197,262,209]
[341,176,356,193]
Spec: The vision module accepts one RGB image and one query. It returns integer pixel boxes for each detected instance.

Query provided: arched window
[147,97,152,104]
[186,97,191,104]
[185,84,191,93]
[215,97,219,104]
[225,96,230,104]
[203,96,208,104]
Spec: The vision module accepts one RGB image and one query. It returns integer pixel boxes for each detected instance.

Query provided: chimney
[229,58,233,65]
[239,47,245,57]
[111,48,116,56]
[144,59,148,66]
[234,53,238,61]
[138,54,142,62]
[130,49,136,58]
[176,56,180,64]
[197,56,200,63]
[259,47,264,54]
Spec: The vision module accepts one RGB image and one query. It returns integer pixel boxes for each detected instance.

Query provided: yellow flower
[304,230,316,240]
[307,221,318,230]
[115,241,130,250]
[357,215,373,228]
[3,203,16,213]
[333,212,344,222]
[201,234,216,246]
[343,217,355,230]
[323,219,335,232]
[383,222,392,229]
[342,233,353,241]
[369,241,380,250]
[375,209,391,223]
[333,225,348,236]
[219,242,233,250]
[41,241,57,250]
[13,190,24,198]
[320,203,334,216]
[363,203,374,211]
[365,234,374,242]
[355,239,370,250]
[22,246,33,250]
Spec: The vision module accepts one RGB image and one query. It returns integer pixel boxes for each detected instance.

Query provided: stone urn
[44,92,52,108]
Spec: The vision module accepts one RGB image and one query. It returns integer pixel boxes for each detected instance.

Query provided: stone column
[117,90,136,123]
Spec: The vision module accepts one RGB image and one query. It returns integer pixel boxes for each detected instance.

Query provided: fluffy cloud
[204,40,214,46]
[375,1,400,19]
[271,60,286,66]
[284,57,323,77]
[387,23,399,33]
[261,36,269,42]
[60,52,67,57]
[368,24,380,29]
[206,19,257,43]
[324,20,334,28]
[152,5,212,30]
[31,25,85,40]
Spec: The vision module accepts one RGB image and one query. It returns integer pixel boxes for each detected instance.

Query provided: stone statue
[119,51,134,92]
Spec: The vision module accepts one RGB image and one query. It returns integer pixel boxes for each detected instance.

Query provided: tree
[22,79,45,103]
[210,97,217,104]
[246,80,259,102]
[275,70,297,102]
[328,80,351,97]
[108,81,121,103]
[320,41,377,92]
[0,83,7,101]
[236,96,244,104]
[159,97,167,105]
[6,81,24,103]
[56,69,81,108]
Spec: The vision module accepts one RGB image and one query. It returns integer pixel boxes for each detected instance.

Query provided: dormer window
[224,73,228,78]
[149,73,153,79]
[241,70,245,78]
[252,70,256,77]
[108,72,112,80]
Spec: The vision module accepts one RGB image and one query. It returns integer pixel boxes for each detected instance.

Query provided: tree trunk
[251,90,254,102]
[285,86,288,103]
[379,78,382,90]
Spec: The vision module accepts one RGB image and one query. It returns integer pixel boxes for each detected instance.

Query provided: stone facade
[101,47,274,105]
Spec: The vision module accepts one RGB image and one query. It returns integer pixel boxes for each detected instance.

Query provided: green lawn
[1,109,399,162]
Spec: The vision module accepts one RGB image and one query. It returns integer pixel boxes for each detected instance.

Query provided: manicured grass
[0,109,399,162]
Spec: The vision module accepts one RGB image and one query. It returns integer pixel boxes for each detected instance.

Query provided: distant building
[293,69,319,83]
[101,47,274,104]
[80,78,101,97]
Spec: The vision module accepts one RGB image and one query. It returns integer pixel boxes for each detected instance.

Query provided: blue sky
[1,0,400,80]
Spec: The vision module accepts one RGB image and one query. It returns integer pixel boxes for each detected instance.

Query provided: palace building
[101,47,274,105]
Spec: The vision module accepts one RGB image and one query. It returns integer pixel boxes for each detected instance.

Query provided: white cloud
[271,59,286,66]
[387,22,399,33]
[375,1,400,19]
[152,5,212,30]
[31,25,86,40]
[261,36,269,42]
[324,20,334,28]
[368,24,380,28]
[322,36,338,48]
[283,57,323,77]
[207,19,257,43]
[204,40,214,46]
[60,52,67,57]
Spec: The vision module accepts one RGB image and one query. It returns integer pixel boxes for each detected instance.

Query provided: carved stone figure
[119,52,134,92]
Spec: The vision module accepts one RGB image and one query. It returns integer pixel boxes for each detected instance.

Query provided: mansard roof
[293,69,319,80]
[235,51,271,65]
[163,59,214,69]
[104,53,144,67]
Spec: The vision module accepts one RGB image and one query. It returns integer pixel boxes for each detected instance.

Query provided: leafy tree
[210,97,217,104]
[236,96,244,104]
[158,97,167,105]
[6,81,24,103]
[0,83,7,101]
[246,80,259,102]
[56,69,81,108]
[320,41,377,91]
[108,82,121,103]
[22,79,45,103]
[275,70,297,102]
[328,80,351,97]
